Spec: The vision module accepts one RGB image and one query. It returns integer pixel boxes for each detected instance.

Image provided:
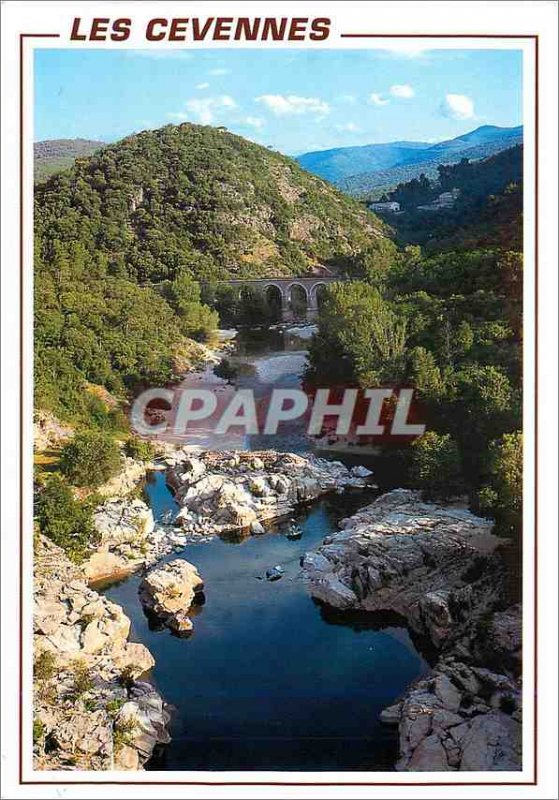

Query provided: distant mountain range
[296,125,523,198]
[34,138,106,182]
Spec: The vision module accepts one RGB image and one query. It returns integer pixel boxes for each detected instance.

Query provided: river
[102,327,430,771]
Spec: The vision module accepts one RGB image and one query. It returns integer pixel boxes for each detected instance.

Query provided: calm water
[102,328,429,771]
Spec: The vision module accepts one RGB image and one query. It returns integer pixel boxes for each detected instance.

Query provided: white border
[2,2,558,798]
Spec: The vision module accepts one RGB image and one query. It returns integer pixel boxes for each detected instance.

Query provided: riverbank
[33,535,171,770]
[302,489,522,771]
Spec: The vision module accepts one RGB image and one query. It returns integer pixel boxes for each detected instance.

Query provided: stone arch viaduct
[218,275,341,321]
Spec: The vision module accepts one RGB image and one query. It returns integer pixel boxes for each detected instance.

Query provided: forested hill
[34,123,389,422]
[34,138,106,183]
[382,145,523,252]
[35,123,385,284]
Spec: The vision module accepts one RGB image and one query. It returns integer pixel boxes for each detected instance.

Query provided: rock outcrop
[33,410,73,451]
[139,559,204,633]
[96,456,149,499]
[33,535,169,770]
[302,489,503,644]
[83,498,155,582]
[166,449,373,536]
[301,489,522,772]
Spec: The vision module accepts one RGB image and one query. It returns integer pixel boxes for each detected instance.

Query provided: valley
[32,120,523,774]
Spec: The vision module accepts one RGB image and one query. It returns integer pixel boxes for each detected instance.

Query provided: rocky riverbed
[33,535,170,770]
[166,449,373,534]
[302,489,522,771]
[83,448,374,582]
[34,441,522,773]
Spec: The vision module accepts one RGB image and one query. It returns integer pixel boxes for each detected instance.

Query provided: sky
[34,48,523,154]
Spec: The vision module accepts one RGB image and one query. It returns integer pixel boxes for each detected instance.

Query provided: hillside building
[368,201,400,213]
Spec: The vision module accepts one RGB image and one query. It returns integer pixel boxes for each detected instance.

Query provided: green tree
[35,475,96,562]
[478,431,522,536]
[410,431,464,500]
[59,431,121,488]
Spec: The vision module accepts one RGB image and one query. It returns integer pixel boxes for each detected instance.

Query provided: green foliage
[113,717,138,752]
[124,436,155,462]
[35,474,96,562]
[308,281,407,386]
[59,431,121,487]
[33,718,46,746]
[309,157,522,537]
[105,698,125,717]
[163,270,219,341]
[71,661,94,698]
[478,432,522,535]
[34,123,386,418]
[208,283,281,326]
[410,432,464,500]
[34,138,105,183]
[382,147,523,252]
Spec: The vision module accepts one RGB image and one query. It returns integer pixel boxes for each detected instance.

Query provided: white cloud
[382,44,427,59]
[440,93,475,120]
[336,122,361,133]
[169,95,237,125]
[243,116,265,129]
[196,82,210,90]
[255,94,330,116]
[339,94,357,104]
[208,68,230,76]
[390,84,415,99]
[369,92,390,106]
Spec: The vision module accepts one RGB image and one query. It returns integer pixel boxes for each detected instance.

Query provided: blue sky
[34,48,522,153]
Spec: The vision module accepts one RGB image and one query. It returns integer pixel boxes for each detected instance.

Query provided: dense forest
[34,121,523,553]
[307,146,523,537]
[34,122,388,422]
[377,145,523,252]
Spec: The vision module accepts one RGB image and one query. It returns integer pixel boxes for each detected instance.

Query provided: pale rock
[139,559,203,632]
[459,712,521,771]
[405,734,450,771]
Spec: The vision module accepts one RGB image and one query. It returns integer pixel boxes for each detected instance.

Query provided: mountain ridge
[296,125,523,196]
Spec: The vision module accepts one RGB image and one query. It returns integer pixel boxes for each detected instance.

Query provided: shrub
[113,716,138,752]
[124,436,155,462]
[478,431,522,536]
[410,431,464,500]
[71,660,94,697]
[59,430,121,487]
[33,718,46,746]
[35,475,96,562]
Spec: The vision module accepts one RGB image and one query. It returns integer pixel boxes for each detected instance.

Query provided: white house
[369,201,400,213]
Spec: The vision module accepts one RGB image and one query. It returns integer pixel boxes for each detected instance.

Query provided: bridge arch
[286,282,309,320]
[309,281,329,310]
[263,283,283,320]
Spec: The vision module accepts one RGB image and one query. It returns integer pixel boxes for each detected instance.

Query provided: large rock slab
[302,489,502,644]
[300,489,522,772]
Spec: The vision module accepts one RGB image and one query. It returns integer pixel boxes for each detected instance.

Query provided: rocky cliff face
[302,489,522,771]
[33,535,170,770]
